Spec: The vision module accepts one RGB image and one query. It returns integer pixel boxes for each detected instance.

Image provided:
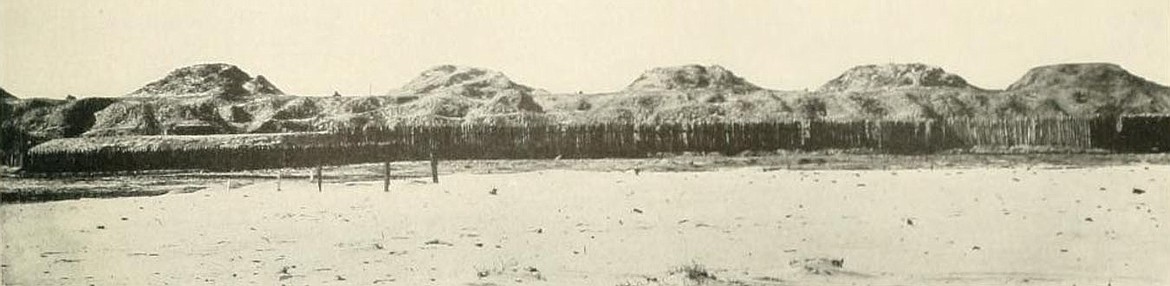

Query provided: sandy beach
[2,164,1167,285]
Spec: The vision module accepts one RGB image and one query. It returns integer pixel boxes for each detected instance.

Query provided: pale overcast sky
[1,0,1167,98]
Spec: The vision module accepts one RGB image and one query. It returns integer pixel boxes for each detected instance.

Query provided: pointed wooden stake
[316,165,323,192]
[276,168,282,192]
[429,152,439,184]
[277,150,285,192]
[383,161,391,192]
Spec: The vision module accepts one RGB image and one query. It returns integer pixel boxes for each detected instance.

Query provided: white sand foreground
[3,165,1168,285]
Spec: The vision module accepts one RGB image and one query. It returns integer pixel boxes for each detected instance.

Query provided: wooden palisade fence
[18,115,1170,173]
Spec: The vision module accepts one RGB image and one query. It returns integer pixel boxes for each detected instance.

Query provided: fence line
[19,115,1170,173]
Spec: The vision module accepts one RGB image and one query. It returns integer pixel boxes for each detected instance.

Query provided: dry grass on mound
[29,133,320,154]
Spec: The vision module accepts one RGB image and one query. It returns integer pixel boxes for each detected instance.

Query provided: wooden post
[277,150,285,191]
[316,165,323,192]
[383,161,391,192]
[429,152,439,184]
[428,132,440,184]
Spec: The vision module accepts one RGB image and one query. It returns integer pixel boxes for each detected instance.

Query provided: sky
[1,0,1168,98]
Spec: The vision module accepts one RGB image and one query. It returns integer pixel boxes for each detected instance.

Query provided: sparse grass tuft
[473,259,545,281]
[670,262,717,283]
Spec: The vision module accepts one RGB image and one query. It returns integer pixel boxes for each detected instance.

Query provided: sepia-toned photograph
[2,1,1168,285]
